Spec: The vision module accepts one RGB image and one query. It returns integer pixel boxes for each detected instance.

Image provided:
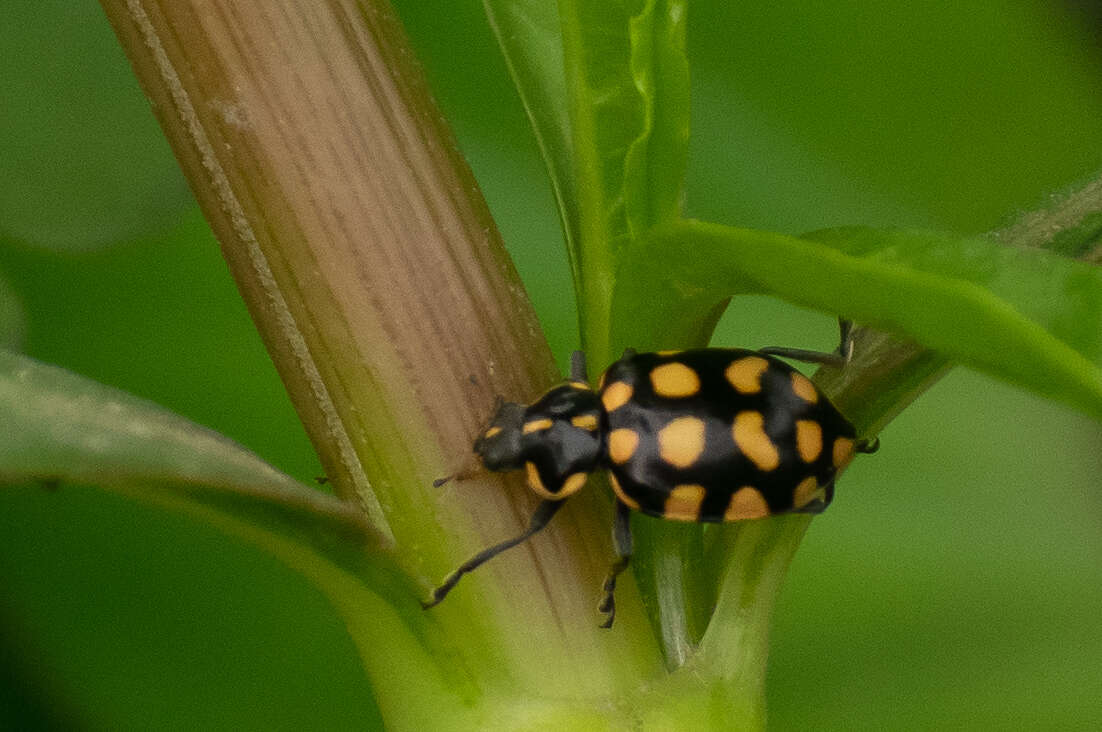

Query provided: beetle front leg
[423,499,566,610]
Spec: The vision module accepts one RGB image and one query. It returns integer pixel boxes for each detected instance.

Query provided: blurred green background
[1,0,1100,729]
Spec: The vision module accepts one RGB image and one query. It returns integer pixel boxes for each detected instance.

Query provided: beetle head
[473,400,527,471]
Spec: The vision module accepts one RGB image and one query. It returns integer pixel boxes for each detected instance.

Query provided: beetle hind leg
[597,501,634,629]
[759,318,854,368]
[856,436,880,454]
[792,480,835,515]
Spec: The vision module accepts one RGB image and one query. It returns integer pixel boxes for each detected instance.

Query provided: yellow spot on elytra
[733,411,780,471]
[522,418,553,434]
[657,349,681,356]
[658,416,707,468]
[561,472,588,496]
[608,428,640,464]
[483,425,502,439]
[601,381,633,412]
[792,476,822,509]
[796,420,823,463]
[791,372,819,404]
[833,437,856,469]
[650,362,701,398]
[725,356,770,394]
[609,473,640,511]
[664,484,706,521]
[571,413,599,431]
[569,381,590,390]
[724,486,770,520]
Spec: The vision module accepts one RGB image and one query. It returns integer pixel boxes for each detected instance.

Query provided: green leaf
[557,0,689,241]
[482,0,580,284]
[624,0,689,233]
[0,349,488,722]
[613,220,1102,421]
[0,348,391,562]
[806,227,1102,365]
[0,272,25,350]
[558,0,642,266]
[485,0,690,363]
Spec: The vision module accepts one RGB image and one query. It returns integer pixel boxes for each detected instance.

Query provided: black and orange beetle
[424,321,878,627]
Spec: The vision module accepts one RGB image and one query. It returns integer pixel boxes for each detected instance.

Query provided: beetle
[423,320,878,627]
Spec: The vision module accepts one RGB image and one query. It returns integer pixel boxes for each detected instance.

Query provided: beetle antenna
[432,465,485,488]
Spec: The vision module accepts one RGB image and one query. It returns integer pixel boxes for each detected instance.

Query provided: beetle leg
[856,436,880,454]
[570,350,588,382]
[793,479,835,514]
[837,318,855,362]
[758,318,854,368]
[597,500,634,629]
[422,499,566,609]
